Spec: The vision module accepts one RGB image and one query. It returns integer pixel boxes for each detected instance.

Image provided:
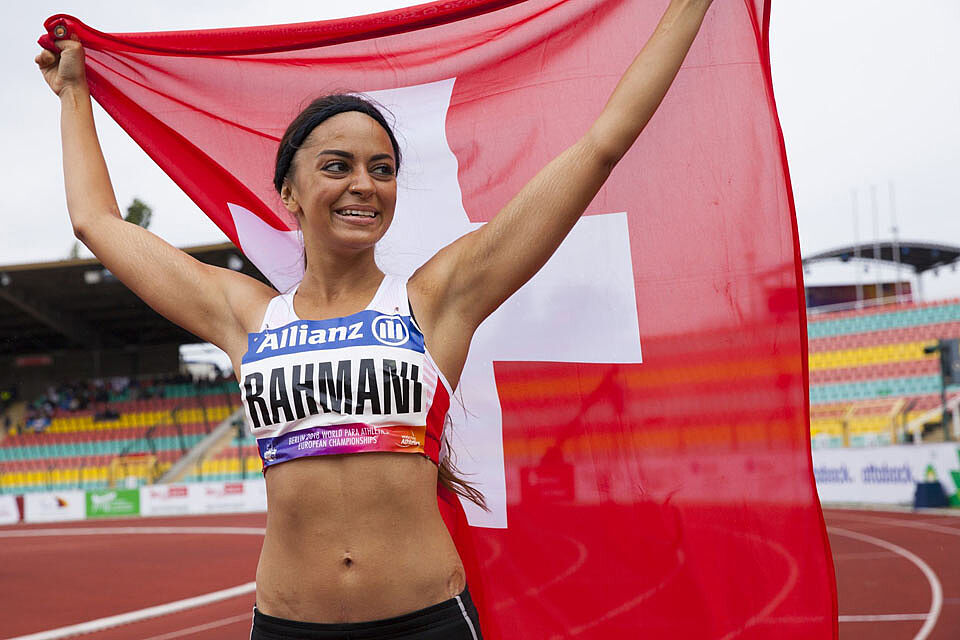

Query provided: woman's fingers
[35,49,57,67]
[55,37,81,51]
[35,37,87,96]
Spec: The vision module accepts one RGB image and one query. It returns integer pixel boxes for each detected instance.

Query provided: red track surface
[826,509,960,640]
[0,508,957,639]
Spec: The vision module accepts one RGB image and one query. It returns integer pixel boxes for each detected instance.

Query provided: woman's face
[282,111,398,254]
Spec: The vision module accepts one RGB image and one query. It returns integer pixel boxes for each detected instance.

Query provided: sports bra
[238,274,453,469]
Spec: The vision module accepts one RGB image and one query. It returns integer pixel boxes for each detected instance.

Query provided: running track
[0,508,957,639]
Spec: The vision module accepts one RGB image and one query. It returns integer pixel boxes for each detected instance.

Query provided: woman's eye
[372,164,395,177]
[323,161,348,172]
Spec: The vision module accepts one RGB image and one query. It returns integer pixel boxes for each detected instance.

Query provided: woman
[36,0,713,637]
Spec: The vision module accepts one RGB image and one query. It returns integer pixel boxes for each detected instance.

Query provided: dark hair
[274,94,402,194]
[439,429,489,512]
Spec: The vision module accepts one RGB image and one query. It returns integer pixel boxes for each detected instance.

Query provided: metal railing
[806,293,917,316]
[903,395,960,444]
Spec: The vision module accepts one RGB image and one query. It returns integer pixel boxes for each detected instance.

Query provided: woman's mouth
[335,208,377,218]
[333,207,379,225]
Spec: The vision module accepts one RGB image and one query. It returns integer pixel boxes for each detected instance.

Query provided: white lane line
[493,534,588,611]
[833,551,900,561]
[3,525,264,639]
[824,505,960,518]
[839,614,929,622]
[718,532,800,640]
[828,527,942,640]
[139,612,254,640]
[5,583,256,640]
[829,513,960,538]
[0,526,265,538]
[554,549,687,638]
[762,616,832,624]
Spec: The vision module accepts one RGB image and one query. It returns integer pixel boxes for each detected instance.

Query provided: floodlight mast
[852,189,863,309]
[889,181,903,302]
[871,185,882,302]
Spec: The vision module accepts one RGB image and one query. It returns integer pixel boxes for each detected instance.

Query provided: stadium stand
[4,296,958,493]
[808,297,960,448]
[0,375,240,493]
[182,429,261,483]
[0,243,269,494]
[2,241,957,494]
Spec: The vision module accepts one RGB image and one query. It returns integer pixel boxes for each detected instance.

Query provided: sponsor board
[512,451,811,507]
[140,484,192,517]
[194,480,266,513]
[18,481,267,523]
[137,480,267,516]
[812,443,960,505]
[86,489,140,518]
[24,490,86,523]
[0,494,21,525]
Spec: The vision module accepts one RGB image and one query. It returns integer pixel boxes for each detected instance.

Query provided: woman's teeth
[337,209,376,217]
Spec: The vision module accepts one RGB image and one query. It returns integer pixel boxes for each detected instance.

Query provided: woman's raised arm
[414,0,713,329]
[36,39,275,362]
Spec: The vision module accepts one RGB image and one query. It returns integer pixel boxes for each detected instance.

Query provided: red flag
[41,1,837,637]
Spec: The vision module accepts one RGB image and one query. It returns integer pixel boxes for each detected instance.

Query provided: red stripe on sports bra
[424,381,450,464]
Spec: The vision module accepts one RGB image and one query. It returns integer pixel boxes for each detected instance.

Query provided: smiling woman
[280,108,398,261]
[268,96,485,513]
[36,1,714,637]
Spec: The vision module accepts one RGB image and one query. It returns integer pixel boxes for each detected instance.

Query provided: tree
[124,198,153,229]
[66,198,152,259]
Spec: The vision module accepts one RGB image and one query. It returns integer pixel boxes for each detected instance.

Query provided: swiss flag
[41,1,836,637]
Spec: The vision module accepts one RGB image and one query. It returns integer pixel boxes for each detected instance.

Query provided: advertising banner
[140,484,192,517]
[241,479,268,512]
[193,480,266,514]
[0,494,21,525]
[85,489,141,518]
[813,443,960,505]
[23,490,86,523]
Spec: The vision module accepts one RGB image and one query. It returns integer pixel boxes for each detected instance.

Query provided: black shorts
[250,587,483,639]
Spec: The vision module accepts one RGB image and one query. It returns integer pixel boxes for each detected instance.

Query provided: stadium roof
[0,243,270,356]
[802,241,960,275]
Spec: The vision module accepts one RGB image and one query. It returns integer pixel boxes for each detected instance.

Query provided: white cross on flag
[41,1,837,637]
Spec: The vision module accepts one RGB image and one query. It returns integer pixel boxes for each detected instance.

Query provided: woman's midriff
[255,452,467,623]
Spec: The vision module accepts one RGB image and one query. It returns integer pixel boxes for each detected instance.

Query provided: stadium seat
[807,297,960,446]
[0,378,240,494]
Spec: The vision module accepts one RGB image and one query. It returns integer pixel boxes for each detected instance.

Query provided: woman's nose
[349,169,375,196]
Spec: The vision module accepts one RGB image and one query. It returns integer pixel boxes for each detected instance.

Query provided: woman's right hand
[35,39,87,97]
[36,33,273,372]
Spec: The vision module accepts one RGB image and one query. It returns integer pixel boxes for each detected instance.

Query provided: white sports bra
[238,274,453,468]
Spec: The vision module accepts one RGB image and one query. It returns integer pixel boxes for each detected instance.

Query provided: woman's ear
[280,180,300,215]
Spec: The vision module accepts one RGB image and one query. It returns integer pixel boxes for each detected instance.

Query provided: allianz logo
[256,321,364,354]
[254,315,410,354]
[372,315,409,346]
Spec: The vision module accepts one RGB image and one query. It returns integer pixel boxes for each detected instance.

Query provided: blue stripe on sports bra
[242,309,425,365]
